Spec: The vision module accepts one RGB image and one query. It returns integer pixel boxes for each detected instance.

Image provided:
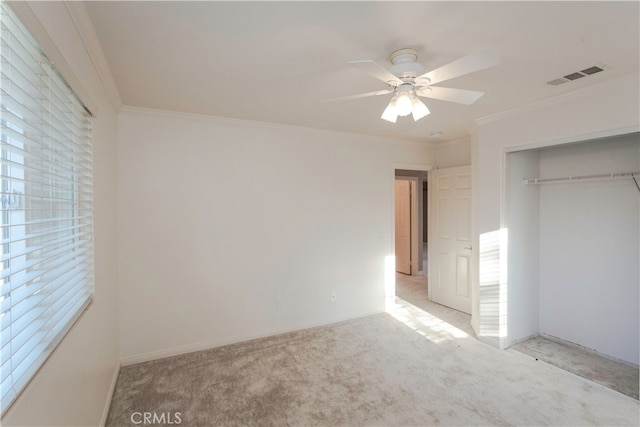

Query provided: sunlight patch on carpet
[387,297,470,343]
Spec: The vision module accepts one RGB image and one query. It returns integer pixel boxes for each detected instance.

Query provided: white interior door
[429,165,472,314]
[395,179,411,275]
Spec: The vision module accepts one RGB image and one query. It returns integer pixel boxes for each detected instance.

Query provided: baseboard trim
[540,333,639,369]
[100,361,121,426]
[477,334,500,349]
[505,332,540,348]
[120,310,384,366]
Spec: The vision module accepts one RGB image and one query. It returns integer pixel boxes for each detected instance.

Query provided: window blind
[0,3,94,413]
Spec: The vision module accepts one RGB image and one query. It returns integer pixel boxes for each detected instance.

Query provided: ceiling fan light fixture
[395,93,413,117]
[381,101,398,123]
[411,98,430,121]
[334,49,499,125]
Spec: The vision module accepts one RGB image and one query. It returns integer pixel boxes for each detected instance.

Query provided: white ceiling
[85,1,639,143]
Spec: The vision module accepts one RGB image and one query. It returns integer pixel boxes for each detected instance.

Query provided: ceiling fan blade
[321,88,393,103]
[349,60,403,85]
[416,86,484,105]
[417,50,499,86]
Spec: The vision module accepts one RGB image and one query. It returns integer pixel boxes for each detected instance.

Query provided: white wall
[472,72,640,348]
[1,2,120,426]
[537,135,639,364]
[434,136,471,168]
[505,150,540,343]
[117,108,434,363]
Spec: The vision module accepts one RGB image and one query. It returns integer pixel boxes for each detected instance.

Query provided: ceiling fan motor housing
[390,48,424,80]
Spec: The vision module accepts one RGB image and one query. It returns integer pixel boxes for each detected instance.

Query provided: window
[0,3,93,413]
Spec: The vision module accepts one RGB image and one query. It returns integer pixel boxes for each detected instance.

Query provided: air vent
[564,72,585,81]
[580,65,604,75]
[547,64,608,86]
[547,78,568,86]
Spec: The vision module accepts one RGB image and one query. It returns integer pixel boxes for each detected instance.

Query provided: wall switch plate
[330,291,337,302]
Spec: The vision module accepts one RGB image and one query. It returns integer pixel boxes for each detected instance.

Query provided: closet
[506,132,639,366]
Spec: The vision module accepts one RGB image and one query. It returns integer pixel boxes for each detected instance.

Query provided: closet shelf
[522,171,640,185]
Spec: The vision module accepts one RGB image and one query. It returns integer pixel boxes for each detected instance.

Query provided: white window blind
[0,3,94,413]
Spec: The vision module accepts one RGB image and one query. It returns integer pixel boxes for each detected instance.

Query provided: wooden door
[395,179,411,275]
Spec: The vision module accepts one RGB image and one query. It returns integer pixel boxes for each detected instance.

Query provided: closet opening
[505,132,639,399]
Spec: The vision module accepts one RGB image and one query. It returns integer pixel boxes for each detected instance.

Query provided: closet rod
[522,171,640,185]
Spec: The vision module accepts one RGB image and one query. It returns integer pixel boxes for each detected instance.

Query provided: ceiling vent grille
[564,72,585,81]
[546,64,606,86]
[580,65,604,75]
[547,78,568,86]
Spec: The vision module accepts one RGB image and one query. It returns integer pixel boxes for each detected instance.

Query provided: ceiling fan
[324,48,500,123]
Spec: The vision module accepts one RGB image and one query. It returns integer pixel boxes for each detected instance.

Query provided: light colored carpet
[107,298,639,426]
[511,334,639,400]
[396,270,639,401]
[395,271,475,338]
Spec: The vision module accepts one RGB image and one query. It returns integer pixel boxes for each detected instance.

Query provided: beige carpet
[396,270,639,401]
[511,334,639,400]
[107,299,639,426]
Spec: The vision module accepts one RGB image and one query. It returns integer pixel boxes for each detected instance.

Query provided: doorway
[394,170,427,275]
[394,165,473,315]
[394,170,428,306]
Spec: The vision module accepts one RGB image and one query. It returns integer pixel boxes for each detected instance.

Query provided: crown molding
[64,1,123,112]
[476,72,640,127]
[120,105,433,147]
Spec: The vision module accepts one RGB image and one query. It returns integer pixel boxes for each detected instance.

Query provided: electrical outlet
[276,298,284,310]
[330,291,337,302]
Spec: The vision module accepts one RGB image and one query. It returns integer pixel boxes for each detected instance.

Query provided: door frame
[392,164,432,289]
[394,176,419,275]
